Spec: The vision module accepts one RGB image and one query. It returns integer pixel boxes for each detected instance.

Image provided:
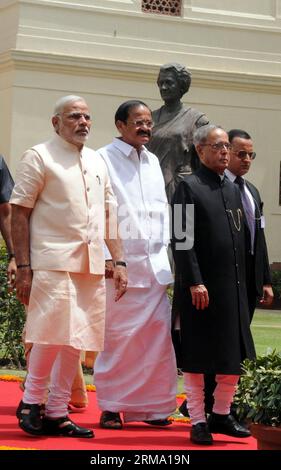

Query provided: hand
[113,265,128,302]
[190,284,209,310]
[15,267,33,305]
[7,257,17,291]
[259,285,274,307]
[105,260,114,279]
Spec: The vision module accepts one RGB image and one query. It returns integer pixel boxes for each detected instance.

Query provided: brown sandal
[100,410,123,429]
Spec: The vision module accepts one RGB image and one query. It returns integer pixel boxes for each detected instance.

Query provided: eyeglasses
[60,113,92,121]
[201,142,232,151]
[232,150,256,160]
[127,120,154,129]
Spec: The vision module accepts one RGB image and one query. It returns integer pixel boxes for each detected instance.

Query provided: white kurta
[94,138,177,421]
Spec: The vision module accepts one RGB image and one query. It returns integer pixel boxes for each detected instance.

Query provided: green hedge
[0,244,25,367]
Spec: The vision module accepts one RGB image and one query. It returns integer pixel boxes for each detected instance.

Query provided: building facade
[0,0,280,262]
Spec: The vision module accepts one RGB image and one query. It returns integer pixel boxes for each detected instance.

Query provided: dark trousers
[172,329,183,369]
[204,374,217,414]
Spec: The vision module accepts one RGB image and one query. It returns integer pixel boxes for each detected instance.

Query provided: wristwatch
[114,261,127,268]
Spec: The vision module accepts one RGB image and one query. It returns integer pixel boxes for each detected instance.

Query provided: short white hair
[53,95,86,116]
[193,124,224,146]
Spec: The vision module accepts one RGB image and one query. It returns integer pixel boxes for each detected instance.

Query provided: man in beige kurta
[11,95,127,438]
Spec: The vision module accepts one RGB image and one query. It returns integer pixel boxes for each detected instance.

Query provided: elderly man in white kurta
[10,95,127,438]
[94,100,177,429]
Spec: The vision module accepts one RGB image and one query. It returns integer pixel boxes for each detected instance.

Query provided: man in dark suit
[172,125,253,445]
[226,129,273,318]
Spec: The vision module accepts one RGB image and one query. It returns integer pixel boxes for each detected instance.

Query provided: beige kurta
[11,133,117,273]
[25,271,105,351]
[10,133,117,349]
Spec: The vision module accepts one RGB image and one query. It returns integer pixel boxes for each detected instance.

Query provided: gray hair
[193,124,224,146]
[53,95,86,115]
[158,63,192,96]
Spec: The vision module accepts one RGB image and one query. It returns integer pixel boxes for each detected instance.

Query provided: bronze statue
[147,63,209,202]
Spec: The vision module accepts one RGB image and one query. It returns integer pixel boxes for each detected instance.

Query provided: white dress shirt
[98,138,173,287]
[225,170,254,210]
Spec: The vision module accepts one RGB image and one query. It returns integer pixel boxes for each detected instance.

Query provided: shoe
[178,399,190,418]
[17,402,43,436]
[143,419,172,426]
[190,422,213,445]
[230,403,249,428]
[100,411,123,429]
[208,413,251,437]
[16,400,25,419]
[42,416,94,438]
[16,400,45,419]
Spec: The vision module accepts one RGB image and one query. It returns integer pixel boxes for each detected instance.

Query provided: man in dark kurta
[172,125,255,445]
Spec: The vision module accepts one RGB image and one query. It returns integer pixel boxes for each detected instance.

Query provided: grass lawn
[250,308,281,355]
[1,309,280,384]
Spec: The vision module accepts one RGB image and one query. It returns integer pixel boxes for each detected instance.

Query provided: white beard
[75,133,89,145]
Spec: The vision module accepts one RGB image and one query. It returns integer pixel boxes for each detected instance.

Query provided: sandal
[42,416,94,438]
[18,402,44,435]
[100,410,123,429]
[16,400,45,419]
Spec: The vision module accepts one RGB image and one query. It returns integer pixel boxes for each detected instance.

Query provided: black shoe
[143,419,172,426]
[208,413,251,438]
[190,422,213,445]
[230,403,249,428]
[178,399,190,418]
[16,400,45,419]
[42,416,94,438]
[16,400,25,419]
[18,402,43,436]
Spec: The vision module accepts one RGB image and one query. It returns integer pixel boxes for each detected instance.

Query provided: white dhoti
[25,270,106,351]
[94,277,177,422]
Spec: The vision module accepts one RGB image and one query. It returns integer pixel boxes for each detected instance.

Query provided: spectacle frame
[127,120,154,129]
[232,150,256,160]
[201,142,232,151]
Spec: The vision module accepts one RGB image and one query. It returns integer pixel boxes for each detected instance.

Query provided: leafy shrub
[0,243,25,367]
[234,349,281,426]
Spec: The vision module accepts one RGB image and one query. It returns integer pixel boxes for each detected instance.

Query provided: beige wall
[0,0,280,262]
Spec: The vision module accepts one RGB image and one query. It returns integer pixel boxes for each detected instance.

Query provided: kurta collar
[112,137,149,161]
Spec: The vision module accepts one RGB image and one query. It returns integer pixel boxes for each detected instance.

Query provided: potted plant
[234,349,281,450]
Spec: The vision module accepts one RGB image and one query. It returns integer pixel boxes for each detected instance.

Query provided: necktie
[235,176,255,253]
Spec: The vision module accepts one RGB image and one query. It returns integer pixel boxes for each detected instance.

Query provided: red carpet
[0,380,257,451]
